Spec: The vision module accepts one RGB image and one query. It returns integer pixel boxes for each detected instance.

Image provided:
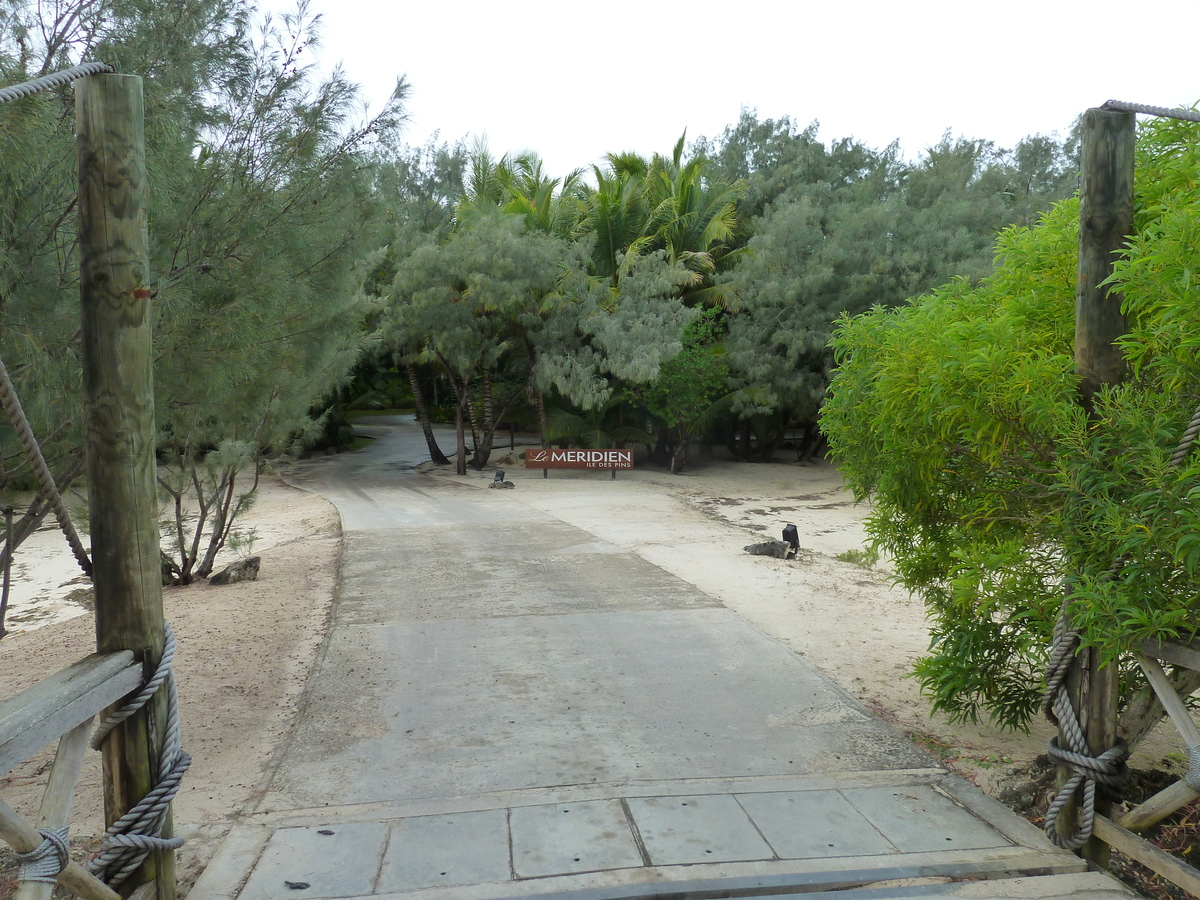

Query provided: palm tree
[502,152,586,238]
[644,134,747,308]
[577,134,746,305]
[579,162,653,286]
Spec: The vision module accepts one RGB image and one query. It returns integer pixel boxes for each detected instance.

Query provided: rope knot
[15,825,70,884]
[1047,736,1131,791]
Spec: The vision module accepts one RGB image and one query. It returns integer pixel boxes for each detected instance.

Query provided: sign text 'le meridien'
[525,449,634,470]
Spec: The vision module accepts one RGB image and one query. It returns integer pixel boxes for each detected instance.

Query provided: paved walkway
[189,421,1134,900]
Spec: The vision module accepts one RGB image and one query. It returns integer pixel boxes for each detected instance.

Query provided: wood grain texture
[0,652,138,776]
[1094,814,1200,896]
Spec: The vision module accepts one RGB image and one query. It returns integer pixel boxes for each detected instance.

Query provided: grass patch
[836,546,879,568]
[345,434,375,452]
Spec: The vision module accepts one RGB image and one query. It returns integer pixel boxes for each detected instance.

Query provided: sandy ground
[0,441,1186,894]
[0,475,339,891]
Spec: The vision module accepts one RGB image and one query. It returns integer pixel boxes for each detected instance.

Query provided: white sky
[282,0,1200,175]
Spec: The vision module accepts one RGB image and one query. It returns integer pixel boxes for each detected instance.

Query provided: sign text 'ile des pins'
[525,449,633,470]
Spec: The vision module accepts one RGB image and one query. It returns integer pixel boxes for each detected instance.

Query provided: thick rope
[89,624,191,888]
[14,825,70,884]
[90,624,178,750]
[1187,745,1200,792]
[0,62,114,104]
[1042,600,1131,849]
[1102,100,1200,124]
[0,359,91,576]
[1042,400,1200,847]
[1171,401,1200,468]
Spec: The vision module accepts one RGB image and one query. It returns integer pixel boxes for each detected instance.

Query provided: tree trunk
[534,390,549,448]
[405,361,449,464]
[763,423,788,462]
[472,378,525,471]
[800,432,827,465]
[464,382,482,454]
[482,372,495,435]
[471,374,495,470]
[195,467,236,579]
[0,505,11,640]
[670,435,689,474]
[455,399,467,476]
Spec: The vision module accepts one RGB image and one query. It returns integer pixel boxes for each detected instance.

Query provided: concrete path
[189,420,1134,900]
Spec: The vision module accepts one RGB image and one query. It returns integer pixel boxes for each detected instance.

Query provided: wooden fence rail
[0,652,141,900]
[1097,635,1200,897]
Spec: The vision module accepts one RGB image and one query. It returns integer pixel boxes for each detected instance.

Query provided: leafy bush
[822,118,1200,731]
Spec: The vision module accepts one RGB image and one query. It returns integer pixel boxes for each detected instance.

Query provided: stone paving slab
[376,809,510,893]
[625,795,772,865]
[734,790,896,859]
[236,822,387,900]
[842,785,1012,854]
[510,800,643,878]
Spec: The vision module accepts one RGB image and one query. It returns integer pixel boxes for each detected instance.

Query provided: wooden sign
[525,449,633,469]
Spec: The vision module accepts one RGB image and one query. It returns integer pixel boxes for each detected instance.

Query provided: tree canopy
[0,0,405,586]
[0,0,1085,601]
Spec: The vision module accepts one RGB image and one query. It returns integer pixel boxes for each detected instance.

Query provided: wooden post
[77,74,174,899]
[1075,108,1135,411]
[1061,107,1135,865]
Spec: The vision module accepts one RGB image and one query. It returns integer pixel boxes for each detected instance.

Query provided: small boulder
[744,540,790,559]
[210,556,261,585]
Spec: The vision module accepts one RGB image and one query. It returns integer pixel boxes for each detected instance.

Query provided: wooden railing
[1085,637,1200,897]
[1,652,142,900]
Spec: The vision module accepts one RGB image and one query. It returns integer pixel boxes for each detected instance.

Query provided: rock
[744,540,790,558]
[488,480,515,489]
[210,556,261,585]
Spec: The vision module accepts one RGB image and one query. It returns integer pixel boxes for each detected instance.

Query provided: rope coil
[89,624,191,888]
[14,825,70,884]
[0,62,115,104]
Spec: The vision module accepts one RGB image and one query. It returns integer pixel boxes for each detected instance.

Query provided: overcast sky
[280,0,1200,175]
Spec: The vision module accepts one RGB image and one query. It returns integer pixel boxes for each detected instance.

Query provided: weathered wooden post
[77,73,175,899]
[1062,106,1136,864]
